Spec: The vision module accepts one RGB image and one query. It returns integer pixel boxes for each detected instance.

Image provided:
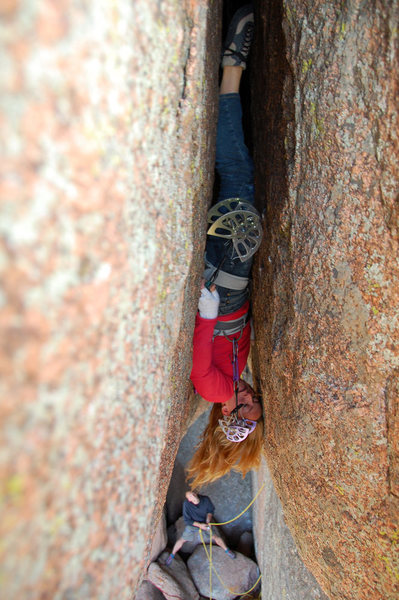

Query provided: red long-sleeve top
[190,301,251,403]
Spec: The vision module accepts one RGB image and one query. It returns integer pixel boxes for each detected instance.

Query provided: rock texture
[148,551,199,600]
[188,545,260,600]
[2,0,398,598]
[251,1,399,599]
[149,511,168,564]
[252,462,329,600]
[0,1,221,598]
[237,531,254,558]
[136,581,165,600]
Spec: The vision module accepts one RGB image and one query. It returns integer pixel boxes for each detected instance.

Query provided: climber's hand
[200,278,216,292]
[198,285,220,319]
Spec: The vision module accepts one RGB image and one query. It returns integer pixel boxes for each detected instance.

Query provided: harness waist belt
[214,312,250,337]
[213,269,249,290]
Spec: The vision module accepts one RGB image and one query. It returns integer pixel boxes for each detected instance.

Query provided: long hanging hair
[186,401,264,490]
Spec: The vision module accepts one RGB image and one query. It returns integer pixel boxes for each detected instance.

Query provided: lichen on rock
[251,1,399,599]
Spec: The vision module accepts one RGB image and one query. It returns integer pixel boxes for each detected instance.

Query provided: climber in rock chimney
[165,491,236,566]
[188,4,264,489]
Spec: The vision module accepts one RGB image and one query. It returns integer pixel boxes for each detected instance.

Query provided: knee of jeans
[216,160,253,180]
[218,183,254,204]
[238,184,255,204]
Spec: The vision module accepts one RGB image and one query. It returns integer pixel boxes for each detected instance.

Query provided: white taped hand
[198,286,220,319]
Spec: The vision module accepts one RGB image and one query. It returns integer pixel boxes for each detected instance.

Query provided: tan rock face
[252,1,399,599]
[0,0,220,598]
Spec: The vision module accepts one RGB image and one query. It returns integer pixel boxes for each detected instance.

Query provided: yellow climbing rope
[209,528,213,597]
[208,482,265,527]
[200,531,261,599]
[199,482,265,600]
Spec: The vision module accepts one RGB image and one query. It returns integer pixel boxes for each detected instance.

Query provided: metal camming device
[207,198,263,263]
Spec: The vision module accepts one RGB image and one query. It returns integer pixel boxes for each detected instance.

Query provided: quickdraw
[218,333,257,442]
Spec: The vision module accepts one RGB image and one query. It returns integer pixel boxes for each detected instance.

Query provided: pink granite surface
[0,1,221,598]
[252,1,399,598]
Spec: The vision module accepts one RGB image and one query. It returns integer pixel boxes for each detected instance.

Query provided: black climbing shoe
[221,4,254,70]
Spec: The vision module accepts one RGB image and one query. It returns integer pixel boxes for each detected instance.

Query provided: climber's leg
[215,90,254,206]
[165,537,186,566]
[216,3,255,205]
[203,5,257,313]
[220,65,243,94]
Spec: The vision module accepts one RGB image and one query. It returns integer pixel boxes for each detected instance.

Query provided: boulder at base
[187,546,259,600]
[136,581,165,600]
[237,531,254,558]
[148,551,199,600]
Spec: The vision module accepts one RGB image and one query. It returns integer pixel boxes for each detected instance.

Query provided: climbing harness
[207,198,263,263]
[211,269,248,290]
[213,312,250,338]
[204,253,250,338]
[199,482,266,600]
[204,250,251,338]
[218,335,257,442]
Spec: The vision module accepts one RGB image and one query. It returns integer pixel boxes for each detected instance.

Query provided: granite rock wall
[2,0,399,598]
[0,1,221,598]
[251,1,399,599]
[252,462,329,600]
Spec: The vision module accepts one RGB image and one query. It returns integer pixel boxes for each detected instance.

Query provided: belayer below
[165,491,236,566]
[188,4,264,489]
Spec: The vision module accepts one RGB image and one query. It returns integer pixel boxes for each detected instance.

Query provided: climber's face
[222,380,262,421]
[186,491,200,504]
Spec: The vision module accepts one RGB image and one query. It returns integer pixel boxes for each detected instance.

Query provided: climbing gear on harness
[213,312,250,337]
[207,198,262,263]
[218,336,257,442]
[221,4,254,70]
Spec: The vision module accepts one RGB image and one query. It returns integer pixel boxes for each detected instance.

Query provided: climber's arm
[190,314,233,402]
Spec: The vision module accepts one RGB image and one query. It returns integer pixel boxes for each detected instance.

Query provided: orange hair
[186,403,264,490]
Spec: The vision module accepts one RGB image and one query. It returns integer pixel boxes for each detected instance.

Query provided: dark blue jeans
[205,93,255,315]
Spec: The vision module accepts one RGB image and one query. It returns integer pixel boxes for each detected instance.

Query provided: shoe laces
[224,22,254,61]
